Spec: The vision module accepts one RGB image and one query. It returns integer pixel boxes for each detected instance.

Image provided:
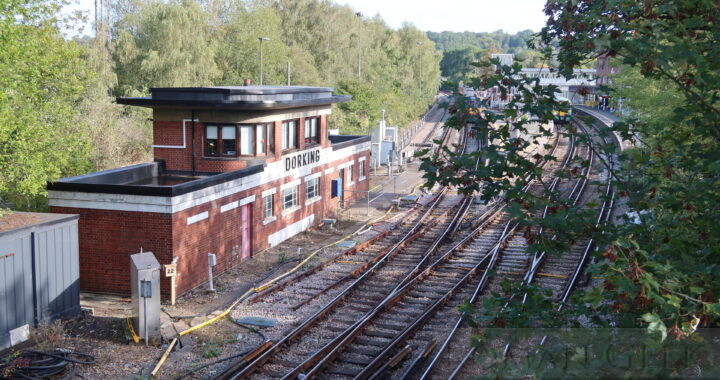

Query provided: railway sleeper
[335,352,373,366]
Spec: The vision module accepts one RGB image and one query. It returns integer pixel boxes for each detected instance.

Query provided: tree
[215,2,290,86]
[0,0,94,209]
[420,0,720,344]
[112,0,220,94]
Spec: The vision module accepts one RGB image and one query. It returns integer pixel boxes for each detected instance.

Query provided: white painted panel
[280,179,301,191]
[268,214,315,247]
[337,161,354,170]
[304,172,322,182]
[238,194,256,206]
[220,201,238,213]
[261,187,277,197]
[48,140,371,214]
[187,211,209,225]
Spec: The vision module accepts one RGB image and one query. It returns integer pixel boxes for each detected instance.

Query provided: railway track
[213,109,611,380]
[215,125,569,379]
[215,121,471,380]
[282,128,582,380]
[415,119,621,380]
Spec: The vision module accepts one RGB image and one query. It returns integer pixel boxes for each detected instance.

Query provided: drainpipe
[191,109,196,176]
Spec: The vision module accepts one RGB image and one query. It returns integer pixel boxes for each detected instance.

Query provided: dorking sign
[285,149,320,171]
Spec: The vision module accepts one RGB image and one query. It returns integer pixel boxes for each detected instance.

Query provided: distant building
[47,86,370,296]
[485,53,599,107]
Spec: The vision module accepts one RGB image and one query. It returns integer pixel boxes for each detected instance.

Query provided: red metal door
[241,204,251,259]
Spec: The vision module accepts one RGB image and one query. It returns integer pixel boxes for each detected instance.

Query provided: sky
[65,0,548,37]
[336,0,547,34]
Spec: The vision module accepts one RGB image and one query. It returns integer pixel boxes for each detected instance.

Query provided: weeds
[30,320,65,351]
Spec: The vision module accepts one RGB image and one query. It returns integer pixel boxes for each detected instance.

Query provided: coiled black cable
[0,349,94,379]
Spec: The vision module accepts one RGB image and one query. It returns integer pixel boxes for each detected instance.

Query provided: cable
[225,317,268,343]
[0,350,95,379]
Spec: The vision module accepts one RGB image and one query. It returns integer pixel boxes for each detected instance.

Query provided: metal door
[241,204,251,259]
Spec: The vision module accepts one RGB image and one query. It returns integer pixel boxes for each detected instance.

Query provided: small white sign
[164,264,177,277]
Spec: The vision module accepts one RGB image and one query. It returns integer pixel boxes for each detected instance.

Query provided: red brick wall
[152,117,333,173]
[52,147,370,297]
[168,148,369,294]
[49,206,173,295]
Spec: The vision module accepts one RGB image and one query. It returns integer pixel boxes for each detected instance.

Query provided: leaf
[641,313,667,342]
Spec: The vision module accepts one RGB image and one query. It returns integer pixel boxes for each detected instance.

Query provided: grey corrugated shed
[0,212,80,349]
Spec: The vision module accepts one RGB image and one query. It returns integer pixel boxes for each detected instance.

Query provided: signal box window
[282,120,298,151]
[205,125,237,156]
[304,118,320,145]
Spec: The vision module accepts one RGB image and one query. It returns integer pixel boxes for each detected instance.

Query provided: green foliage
[439,47,484,82]
[112,0,221,94]
[0,0,94,209]
[428,29,547,80]
[0,0,442,209]
[106,0,441,135]
[422,0,720,344]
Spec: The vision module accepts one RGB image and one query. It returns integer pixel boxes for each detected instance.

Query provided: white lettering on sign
[286,149,320,171]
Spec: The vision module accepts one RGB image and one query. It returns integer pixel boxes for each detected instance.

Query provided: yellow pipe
[126,317,140,343]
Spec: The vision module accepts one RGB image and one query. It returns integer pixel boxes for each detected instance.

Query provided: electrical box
[130,251,161,341]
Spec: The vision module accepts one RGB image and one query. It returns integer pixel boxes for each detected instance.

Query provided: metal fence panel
[0,231,34,349]
[0,215,79,349]
[33,220,80,323]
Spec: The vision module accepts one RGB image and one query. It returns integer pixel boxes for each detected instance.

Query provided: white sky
[64,0,548,37]
[336,0,546,33]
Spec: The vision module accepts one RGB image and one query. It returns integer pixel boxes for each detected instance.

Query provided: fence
[0,213,80,349]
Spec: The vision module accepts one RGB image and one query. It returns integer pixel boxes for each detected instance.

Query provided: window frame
[205,123,276,158]
[281,120,299,152]
[205,124,238,157]
[304,117,320,145]
[348,164,354,184]
[263,194,274,219]
[359,160,366,179]
[305,177,319,199]
[282,185,298,210]
[251,123,274,157]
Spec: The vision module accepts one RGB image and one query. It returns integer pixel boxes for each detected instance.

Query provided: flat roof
[47,135,370,197]
[117,85,351,111]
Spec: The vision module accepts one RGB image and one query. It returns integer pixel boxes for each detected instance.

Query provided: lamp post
[259,37,270,85]
[417,41,424,96]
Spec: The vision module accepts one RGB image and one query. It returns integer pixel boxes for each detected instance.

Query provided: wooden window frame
[205,124,238,157]
[304,117,320,146]
[281,119,299,152]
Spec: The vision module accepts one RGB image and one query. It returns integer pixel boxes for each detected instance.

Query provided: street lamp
[417,41,423,96]
[259,37,270,85]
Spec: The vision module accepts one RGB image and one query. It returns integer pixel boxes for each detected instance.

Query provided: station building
[47,86,370,296]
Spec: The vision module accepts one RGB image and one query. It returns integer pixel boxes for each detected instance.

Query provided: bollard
[208,253,217,292]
